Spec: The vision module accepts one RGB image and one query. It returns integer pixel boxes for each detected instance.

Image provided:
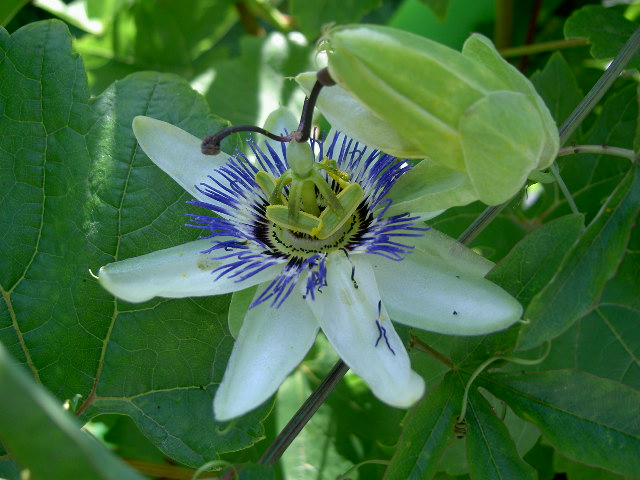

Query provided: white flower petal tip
[98,239,280,303]
[213,288,318,421]
[306,252,425,410]
[374,370,425,409]
[132,116,231,201]
[369,253,523,336]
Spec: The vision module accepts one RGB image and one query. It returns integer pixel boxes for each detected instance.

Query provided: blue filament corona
[186,132,428,309]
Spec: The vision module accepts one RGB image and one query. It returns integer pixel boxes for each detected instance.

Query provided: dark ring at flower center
[267,210,362,258]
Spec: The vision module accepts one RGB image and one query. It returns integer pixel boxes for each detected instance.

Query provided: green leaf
[384,373,461,480]
[480,370,640,476]
[0,342,146,480]
[465,390,537,480]
[519,166,640,350]
[275,369,355,479]
[488,214,584,309]
[529,226,640,389]
[0,0,28,25]
[417,0,451,21]
[73,0,238,94]
[204,32,313,127]
[289,0,382,40]
[0,19,262,468]
[564,5,640,70]
[554,453,634,480]
[551,82,638,229]
[437,390,539,477]
[530,52,583,129]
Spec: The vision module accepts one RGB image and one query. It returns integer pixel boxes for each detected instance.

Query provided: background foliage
[1,0,639,479]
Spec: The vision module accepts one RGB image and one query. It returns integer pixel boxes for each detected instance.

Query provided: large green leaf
[275,369,356,479]
[73,0,238,94]
[384,373,461,480]
[465,390,537,480]
[289,0,382,40]
[529,226,640,389]
[564,5,640,71]
[204,32,314,128]
[480,370,640,476]
[0,19,264,469]
[560,83,638,222]
[0,342,145,480]
[519,166,640,350]
[530,52,583,133]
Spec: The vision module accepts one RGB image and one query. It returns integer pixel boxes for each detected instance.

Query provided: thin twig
[550,163,579,215]
[558,144,639,162]
[517,0,542,71]
[499,37,588,58]
[409,336,454,369]
[456,204,507,247]
[558,26,640,144]
[257,360,349,466]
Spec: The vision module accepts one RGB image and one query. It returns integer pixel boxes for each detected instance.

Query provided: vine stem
[550,163,579,215]
[558,26,640,144]
[493,0,513,49]
[257,359,349,466]
[499,37,587,58]
[558,145,639,162]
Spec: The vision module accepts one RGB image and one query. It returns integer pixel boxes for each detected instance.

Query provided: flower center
[255,141,365,246]
[267,208,362,258]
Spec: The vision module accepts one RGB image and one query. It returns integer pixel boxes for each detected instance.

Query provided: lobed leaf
[384,373,462,480]
[564,5,640,71]
[480,370,640,476]
[519,166,640,350]
[0,19,264,469]
[465,389,537,480]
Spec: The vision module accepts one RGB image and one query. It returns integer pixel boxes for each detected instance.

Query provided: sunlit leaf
[289,0,382,40]
[565,5,640,70]
[0,343,146,480]
[0,19,264,469]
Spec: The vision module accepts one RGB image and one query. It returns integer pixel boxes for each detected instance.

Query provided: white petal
[296,73,423,158]
[98,239,281,303]
[214,285,319,421]
[368,252,522,336]
[132,116,231,201]
[306,252,425,408]
[406,228,494,278]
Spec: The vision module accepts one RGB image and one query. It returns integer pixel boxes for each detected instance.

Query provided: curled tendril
[201,68,335,155]
[455,341,552,438]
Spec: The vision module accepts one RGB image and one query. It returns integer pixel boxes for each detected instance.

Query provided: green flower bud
[296,25,559,208]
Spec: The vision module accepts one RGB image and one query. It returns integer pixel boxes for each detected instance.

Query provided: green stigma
[256,141,364,240]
